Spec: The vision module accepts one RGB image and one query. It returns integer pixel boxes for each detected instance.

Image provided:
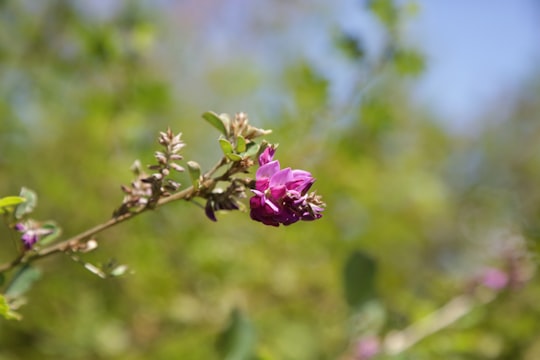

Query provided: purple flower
[355,336,380,360]
[480,267,509,290]
[250,147,325,226]
[14,221,53,249]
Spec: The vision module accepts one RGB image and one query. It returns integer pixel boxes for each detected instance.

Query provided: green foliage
[5,265,42,299]
[0,196,25,215]
[203,111,229,137]
[236,136,247,154]
[394,48,425,76]
[369,0,399,28]
[0,294,21,321]
[216,309,257,360]
[343,251,378,309]
[218,138,234,154]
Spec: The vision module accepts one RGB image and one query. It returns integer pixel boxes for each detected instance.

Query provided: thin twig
[382,291,496,355]
[0,157,230,273]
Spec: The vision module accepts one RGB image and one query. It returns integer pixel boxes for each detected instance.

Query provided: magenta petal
[269,168,293,187]
[256,160,280,179]
[291,169,312,179]
[258,147,276,165]
[21,232,38,249]
[269,184,287,200]
[289,170,315,193]
[250,147,324,227]
[255,178,269,191]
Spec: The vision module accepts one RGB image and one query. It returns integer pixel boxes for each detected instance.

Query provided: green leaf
[369,0,398,28]
[394,49,425,76]
[219,138,234,155]
[187,161,201,190]
[37,222,62,246]
[0,196,26,214]
[226,153,243,162]
[5,265,42,299]
[343,251,377,309]
[0,294,21,321]
[244,142,260,158]
[15,187,37,219]
[216,308,256,360]
[236,136,247,153]
[109,264,129,277]
[202,111,229,136]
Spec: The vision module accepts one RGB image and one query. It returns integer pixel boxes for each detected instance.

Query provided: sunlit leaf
[216,308,256,360]
[110,264,130,277]
[0,294,21,321]
[226,153,243,162]
[244,142,260,158]
[0,196,26,214]
[236,135,246,153]
[394,49,425,76]
[202,111,228,136]
[5,265,42,299]
[368,0,398,28]
[343,251,377,309]
[15,188,37,219]
[219,138,234,155]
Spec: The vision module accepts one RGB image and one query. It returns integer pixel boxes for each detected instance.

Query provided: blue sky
[189,0,540,130]
[408,0,540,131]
[141,0,540,132]
[80,0,540,133]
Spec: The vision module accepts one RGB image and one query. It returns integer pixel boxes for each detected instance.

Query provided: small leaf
[236,136,247,153]
[187,161,201,190]
[109,264,129,277]
[15,188,37,219]
[226,153,243,162]
[202,111,228,136]
[369,0,398,28]
[84,263,107,279]
[343,251,377,309]
[244,142,260,158]
[219,138,234,155]
[216,308,256,360]
[37,222,62,246]
[5,265,42,299]
[0,196,26,213]
[394,49,425,76]
[0,294,21,321]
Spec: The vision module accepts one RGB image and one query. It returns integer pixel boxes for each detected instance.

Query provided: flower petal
[269,168,293,187]
[256,160,280,180]
[258,147,276,165]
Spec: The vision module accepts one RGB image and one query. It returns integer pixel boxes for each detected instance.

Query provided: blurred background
[1,0,540,359]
